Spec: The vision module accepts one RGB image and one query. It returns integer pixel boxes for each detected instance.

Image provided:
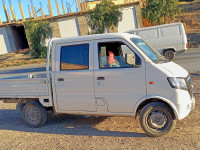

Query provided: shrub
[24,20,52,58]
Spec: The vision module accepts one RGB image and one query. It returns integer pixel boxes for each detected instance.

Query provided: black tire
[22,101,47,128]
[163,50,175,60]
[139,102,176,137]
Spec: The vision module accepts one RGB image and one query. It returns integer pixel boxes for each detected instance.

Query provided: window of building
[60,44,89,71]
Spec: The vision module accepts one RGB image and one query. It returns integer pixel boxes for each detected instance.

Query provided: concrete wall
[58,17,80,38]
[0,27,16,55]
[135,4,143,28]
[50,21,61,38]
[5,27,17,52]
[77,16,89,36]
[118,6,137,32]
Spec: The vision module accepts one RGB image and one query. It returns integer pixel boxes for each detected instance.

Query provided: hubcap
[165,52,173,60]
[26,107,39,124]
[148,111,167,129]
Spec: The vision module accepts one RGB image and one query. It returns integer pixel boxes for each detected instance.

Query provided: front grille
[186,75,194,99]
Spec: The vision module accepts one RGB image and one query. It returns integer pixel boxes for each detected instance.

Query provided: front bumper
[177,95,195,120]
[172,88,195,120]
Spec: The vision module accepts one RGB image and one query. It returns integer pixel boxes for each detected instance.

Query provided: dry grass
[0,51,46,68]
[170,0,200,48]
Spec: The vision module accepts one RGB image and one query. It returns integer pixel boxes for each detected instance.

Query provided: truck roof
[53,33,140,44]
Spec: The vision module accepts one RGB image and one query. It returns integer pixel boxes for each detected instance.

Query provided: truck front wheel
[139,102,176,137]
[22,101,47,128]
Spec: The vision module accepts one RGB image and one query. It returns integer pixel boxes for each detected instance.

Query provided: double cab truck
[0,33,195,137]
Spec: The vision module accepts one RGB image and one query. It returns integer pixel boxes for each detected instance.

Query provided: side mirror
[125,53,135,65]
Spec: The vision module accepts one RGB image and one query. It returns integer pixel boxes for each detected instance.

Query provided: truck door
[53,41,96,112]
[94,39,146,113]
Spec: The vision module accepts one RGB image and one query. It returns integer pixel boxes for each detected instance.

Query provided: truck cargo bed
[0,74,49,98]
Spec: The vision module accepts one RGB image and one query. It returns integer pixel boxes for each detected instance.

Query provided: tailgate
[0,78,49,97]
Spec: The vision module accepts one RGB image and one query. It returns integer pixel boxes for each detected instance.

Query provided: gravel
[0,76,200,150]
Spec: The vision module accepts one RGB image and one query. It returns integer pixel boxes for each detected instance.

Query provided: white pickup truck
[0,33,195,137]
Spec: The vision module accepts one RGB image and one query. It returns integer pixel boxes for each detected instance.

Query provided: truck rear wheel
[139,102,176,137]
[22,101,47,128]
[163,50,175,60]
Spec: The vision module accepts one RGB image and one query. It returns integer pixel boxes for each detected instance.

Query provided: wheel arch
[162,48,176,54]
[134,97,178,119]
[17,98,53,112]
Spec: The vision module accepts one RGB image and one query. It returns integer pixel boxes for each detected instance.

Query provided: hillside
[171,0,200,48]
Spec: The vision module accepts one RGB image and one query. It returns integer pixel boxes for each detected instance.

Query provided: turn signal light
[149,81,154,84]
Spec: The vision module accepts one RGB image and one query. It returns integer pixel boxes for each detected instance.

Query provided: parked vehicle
[126,23,188,60]
[0,33,195,137]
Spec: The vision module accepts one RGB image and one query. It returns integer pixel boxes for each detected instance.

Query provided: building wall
[77,16,89,36]
[5,27,17,52]
[0,27,12,55]
[118,6,137,32]
[58,17,80,38]
[50,21,61,38]
[135,4,143,28]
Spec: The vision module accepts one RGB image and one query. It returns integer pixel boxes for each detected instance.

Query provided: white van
[1,33,195,137]
[127,23,188,60]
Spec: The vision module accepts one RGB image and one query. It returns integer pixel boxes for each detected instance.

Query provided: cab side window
[60,44,89,71]
[98,41,141,69]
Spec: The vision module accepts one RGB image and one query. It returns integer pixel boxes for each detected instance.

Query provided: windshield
[130,38,167,63]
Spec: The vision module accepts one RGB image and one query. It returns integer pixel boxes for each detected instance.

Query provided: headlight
[167,77,187,90]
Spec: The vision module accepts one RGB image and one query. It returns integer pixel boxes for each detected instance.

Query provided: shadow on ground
[0,109,146,138]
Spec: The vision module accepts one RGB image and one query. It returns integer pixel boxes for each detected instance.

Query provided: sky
[0,0,81,22]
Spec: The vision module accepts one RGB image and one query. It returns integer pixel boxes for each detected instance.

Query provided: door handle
[57,78,64,81]
[97,77,105,80]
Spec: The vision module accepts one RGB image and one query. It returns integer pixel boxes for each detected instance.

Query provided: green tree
[24,20,52,58]
[87,0,122,34]
[142,0,181,24]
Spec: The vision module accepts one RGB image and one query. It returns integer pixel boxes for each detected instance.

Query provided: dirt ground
[0,75,199,149]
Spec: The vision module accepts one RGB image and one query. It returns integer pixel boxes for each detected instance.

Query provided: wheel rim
[25,106,40,124]
[165,52,173,60]
[148,111,167,129]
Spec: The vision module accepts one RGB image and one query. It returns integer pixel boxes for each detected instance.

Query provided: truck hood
[158,62,189,78]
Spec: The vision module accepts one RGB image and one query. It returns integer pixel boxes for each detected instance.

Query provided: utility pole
[84,0,87,11]
[40,2,44,18]
[2,0,10,22]
[28,5,32,18]
[18,0,25,21]
[9,0,16,21]
[77,0,81,12]
[66,1,69,13]
[81,0,84,11]
[74,0,78,12]
[30,0,36,18]
[55,0,60,16]
[61,0,65,14]
[7,9,11,22]
[47,0,53,17]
